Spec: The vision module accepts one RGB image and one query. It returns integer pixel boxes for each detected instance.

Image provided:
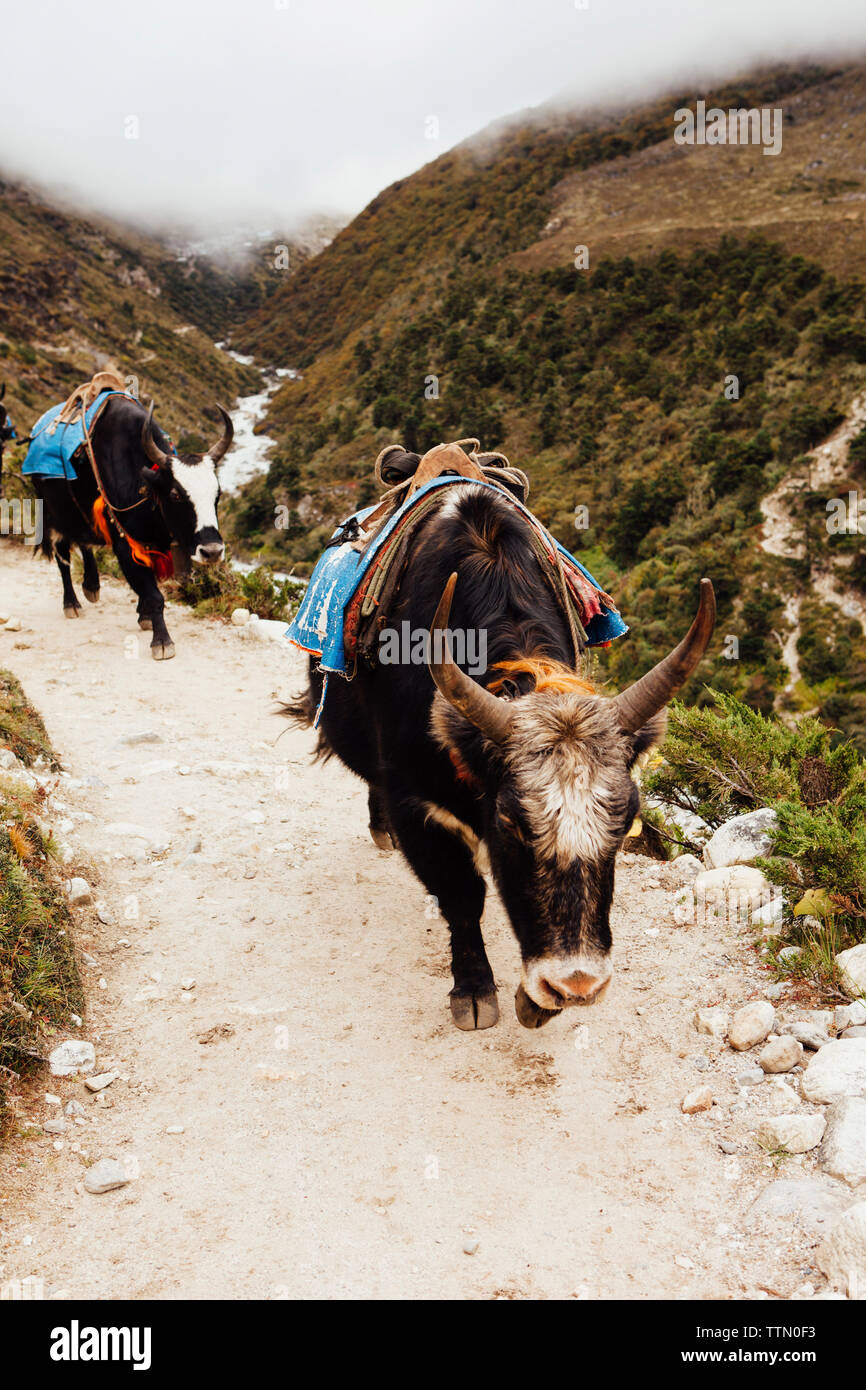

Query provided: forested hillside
[227,62,866,746]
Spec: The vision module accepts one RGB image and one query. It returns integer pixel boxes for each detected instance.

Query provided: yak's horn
[613,578,716,734]
[428,573,513,745]
[208,404,234,464]
[141,402,171,469]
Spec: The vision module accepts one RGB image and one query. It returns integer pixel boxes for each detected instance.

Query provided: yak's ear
[626,710,667,769]
[139,465,169,493]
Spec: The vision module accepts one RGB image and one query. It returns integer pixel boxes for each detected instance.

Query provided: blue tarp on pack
[22,391,129,480]
[287,475,628,677]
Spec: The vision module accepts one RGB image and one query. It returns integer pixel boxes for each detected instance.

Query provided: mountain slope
[227,61,866,746]
[0,178,297,452]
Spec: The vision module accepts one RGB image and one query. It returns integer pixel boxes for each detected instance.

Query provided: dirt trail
[0,543,828,1300]
[761,390,866,706]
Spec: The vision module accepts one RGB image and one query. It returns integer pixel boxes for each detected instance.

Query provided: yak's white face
[165,456,224,564]
[434,688,662,1022]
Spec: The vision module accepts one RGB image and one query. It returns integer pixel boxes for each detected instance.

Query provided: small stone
[3,617,23,632]
[120,731,162,746]
[817,1202,866,1296]
[462,1239,479,1255]
[801,1040,866,1104]
[843,1026,866,1040]
[777,945,801,964]
[763,982,785,1001]
[820,1097,866,1188]
[728,1001,776,1051]
[757,1113,826,1154]
[230,608,251,626]
[691,1056,709,1072]
[737,1066,765,1088]
[694,1007,728,1040]
[43,1117,67,1135]
[49,1040,95,1077]
[718,1139,738,1154]
[836,944,866,1000]
[83,1158,131,1194]
[181,977,196,991]
[66,877,93,906]
[244,810,266,825]
[758,1035,803,1074]
[681,1085,713,1114]
[64,1100,85,1117]
[84,1072,117,1093]
[187,837,202,855]
[95,903,114,926]
[165,1125,185,1135]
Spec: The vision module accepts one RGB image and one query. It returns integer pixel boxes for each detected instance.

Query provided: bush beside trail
[0,671,83,1132]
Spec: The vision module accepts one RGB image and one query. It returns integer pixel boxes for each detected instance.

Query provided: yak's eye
[170,488,180,500]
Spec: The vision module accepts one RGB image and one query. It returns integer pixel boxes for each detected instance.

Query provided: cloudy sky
[2,0,865,235]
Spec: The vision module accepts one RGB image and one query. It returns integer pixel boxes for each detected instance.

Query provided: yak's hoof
[369,827,394,852]
[83,588,100,604]
[151,642,176,661]
[514,982,561,1030]
[450,990,500,1031]
[63,606,81,619]
[138,617,153,630]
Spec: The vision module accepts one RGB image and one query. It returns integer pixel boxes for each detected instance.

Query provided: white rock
[66,877,92,906]
[693,865,776,923]
[3,617,22,632]
[836,944,866,1001]
[83,1158,130,1194]
[230,607,250,626]
[837,1003,866,1031]
[244,810,266,825]
[84,1072,117,1093]
[817,1202,866,1296]
[751,896,785,927]
[48,1040,95,1077]
[728,1001,776,1051]
[758,1035,804,1074]
[681,1085,713,1114]
[668,853,702,882]
[820,1098,866,1188]
[802,1040,866,1104]
[781,1021,831,1051]
[757,1113,826,1154]
[749,1177,856,1234]
[694,1007,728,1040]
[703,809,778,869]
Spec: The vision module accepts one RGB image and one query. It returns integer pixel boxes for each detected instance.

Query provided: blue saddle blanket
[288,476,628,677]
[23,391,129,480]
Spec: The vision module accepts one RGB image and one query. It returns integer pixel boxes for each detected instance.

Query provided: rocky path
[0,542,858,1300]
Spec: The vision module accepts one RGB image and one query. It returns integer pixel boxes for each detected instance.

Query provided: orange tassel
[91,496,173,579]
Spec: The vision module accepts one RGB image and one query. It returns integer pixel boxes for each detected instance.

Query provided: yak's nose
[541,970,607,1005]
[194,541,225,565]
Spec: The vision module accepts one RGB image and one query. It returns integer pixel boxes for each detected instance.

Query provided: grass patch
[0,669,59,769]
[647,689,866,997]
[0,670,83,1132]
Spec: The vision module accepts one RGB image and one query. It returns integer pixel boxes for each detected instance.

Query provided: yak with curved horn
[288,469,715,1031]
[28,391,232,659]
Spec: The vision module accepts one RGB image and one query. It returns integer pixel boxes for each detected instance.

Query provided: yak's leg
[136,597,152,631]
[55,538,82,617]
[111,534,174,660]
[81,545,100,603]
[389,794,498,1030]
[368,786,394,852]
